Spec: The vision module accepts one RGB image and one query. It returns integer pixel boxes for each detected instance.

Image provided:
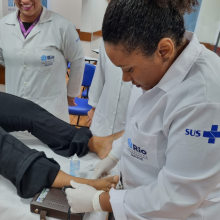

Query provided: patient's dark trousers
[0,92,92,198]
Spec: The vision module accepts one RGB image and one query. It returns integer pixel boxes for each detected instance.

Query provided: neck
[19,6,42,23]
[167,37,189,69]
[161,38,189,77]
[173,38,189,62]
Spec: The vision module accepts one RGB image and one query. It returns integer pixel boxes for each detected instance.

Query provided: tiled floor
[69,114,87,127]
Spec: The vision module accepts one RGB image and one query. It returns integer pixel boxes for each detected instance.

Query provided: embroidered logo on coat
[203,125,220,144]
[41,55,55,66]
[185,125,220,144]
[127,138,147,161]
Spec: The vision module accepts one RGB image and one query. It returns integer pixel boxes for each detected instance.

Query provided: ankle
[88,136,98,153]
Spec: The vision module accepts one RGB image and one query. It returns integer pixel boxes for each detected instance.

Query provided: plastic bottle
[70,154,80,177]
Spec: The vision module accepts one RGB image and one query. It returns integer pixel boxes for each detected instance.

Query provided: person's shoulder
[48,9,73,29]
[0,11,16,25]
[193,46,220,103]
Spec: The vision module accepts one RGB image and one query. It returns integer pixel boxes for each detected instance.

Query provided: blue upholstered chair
[81,63,95,98]
[69,98,92,126]
[81,88,90,98]
[68,63,96,126]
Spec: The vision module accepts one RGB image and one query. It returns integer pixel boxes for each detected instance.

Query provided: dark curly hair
[102,0,199,57]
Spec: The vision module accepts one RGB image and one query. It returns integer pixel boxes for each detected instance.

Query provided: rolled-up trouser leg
[0,92,92,157]
[0,127,60,198]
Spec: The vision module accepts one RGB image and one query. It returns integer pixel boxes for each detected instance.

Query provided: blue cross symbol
[203,125,220,144]
[128,138,132,149]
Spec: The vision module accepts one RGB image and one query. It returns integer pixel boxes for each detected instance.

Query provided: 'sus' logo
[185,125,220,144]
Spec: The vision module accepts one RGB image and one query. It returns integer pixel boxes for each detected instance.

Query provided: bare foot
[89,131,124,159]
[88,175,119,192]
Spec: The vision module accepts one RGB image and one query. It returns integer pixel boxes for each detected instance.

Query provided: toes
[113,175,119,184]
[111,184,116,188]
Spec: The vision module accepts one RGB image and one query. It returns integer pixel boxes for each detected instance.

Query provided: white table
[84,56,98,63]
[0,132,109,220]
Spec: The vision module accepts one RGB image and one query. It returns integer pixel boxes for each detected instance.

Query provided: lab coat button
[23,65,27,69]
[113,112,116,115]
[24,97,27,99]
[24,82,27,85]
[22,49,26,53]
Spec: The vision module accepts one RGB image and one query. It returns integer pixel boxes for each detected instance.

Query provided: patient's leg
[0,127,119,199]
[0,126,60,198]
[52,170,119,192]
[0,92,92,157]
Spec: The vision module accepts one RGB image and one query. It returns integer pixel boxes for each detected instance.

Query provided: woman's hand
[87,107,95,127]
[51,170,119,192]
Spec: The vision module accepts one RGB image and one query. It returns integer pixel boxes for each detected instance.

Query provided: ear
[156,38,175,62]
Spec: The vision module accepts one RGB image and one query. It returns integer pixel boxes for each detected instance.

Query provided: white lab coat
[109,32,220,220]
[88,40,132,136]
[0,7,85,123]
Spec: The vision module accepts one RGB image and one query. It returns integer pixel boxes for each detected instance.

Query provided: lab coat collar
[5,6,53,42]
[5,6,52,25]
[38,6,53,24]
[156,32,201,93]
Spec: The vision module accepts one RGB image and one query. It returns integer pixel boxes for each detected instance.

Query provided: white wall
[0,84,5,92]
[0,0,3,19]
[195,0,220,46]
[80,0,95,33]
[81,0,107,33]
[92,0,108,32]
[47,0,82,29]
[81,41,92,57]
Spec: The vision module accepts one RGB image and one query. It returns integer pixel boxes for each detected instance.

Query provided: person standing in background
[87,40,132,136]
[0,0,84,122]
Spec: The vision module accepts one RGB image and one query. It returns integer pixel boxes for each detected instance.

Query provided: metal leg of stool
[108,213,115,220]
[77,115,80,126]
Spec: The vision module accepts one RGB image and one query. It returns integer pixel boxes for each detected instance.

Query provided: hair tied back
[151,0,199,15]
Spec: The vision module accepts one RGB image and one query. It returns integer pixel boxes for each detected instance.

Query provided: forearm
[51,170,90,188]
[100,192,113,212]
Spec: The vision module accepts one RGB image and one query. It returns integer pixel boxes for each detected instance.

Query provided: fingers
[70,180,83,188]
[65,188,73,196]
[87,120,92,127]
[87,115,92,127]
[109,175,119,189]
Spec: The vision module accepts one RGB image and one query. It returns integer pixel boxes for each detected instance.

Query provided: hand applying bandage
[92,153,119,179]
[66,180,104,213]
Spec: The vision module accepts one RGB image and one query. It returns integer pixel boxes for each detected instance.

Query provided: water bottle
[70,154,80,177]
